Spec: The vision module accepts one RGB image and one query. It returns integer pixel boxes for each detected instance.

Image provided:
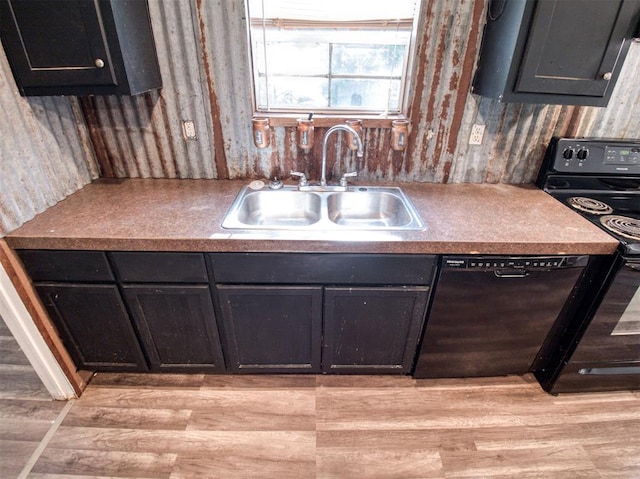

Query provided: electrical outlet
[469,124,485,145]
[181,120,197,140]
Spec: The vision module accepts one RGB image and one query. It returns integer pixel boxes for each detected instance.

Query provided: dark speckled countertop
[6,179,619,255]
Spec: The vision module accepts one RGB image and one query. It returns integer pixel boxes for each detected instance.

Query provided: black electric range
[536,138,640,255]
[534,138,640,393]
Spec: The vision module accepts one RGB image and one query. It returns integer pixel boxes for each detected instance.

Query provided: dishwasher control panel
[443,256,588,270]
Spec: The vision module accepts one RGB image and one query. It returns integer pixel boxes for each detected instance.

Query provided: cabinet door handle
[95,58,105,68]
[602,72,612,81]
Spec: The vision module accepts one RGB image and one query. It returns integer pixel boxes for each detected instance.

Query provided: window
[246,0,420,115]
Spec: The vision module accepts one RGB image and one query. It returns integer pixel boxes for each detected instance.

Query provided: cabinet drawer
[209,253,436,285]
[17,250,114,282]
[110,252,208,283]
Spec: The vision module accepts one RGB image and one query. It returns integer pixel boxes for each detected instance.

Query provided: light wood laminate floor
[0,314,65,478]
[3,372,640,478]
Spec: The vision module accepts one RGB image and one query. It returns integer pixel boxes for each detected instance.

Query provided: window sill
[253,112,407,128]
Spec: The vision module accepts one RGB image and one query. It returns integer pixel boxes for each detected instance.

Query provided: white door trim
[0,261,76,400]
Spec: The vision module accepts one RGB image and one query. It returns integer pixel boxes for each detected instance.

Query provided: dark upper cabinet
[472,0,640,106]
[0,0,162,96]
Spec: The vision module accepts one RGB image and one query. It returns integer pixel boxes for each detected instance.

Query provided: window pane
[330,79,400,110]
[331,44,407,77]
[255,41,329,76]
[265,77,329,109]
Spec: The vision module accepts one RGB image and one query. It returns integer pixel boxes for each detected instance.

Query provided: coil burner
[600,215,640,241]
[567,197,614,215]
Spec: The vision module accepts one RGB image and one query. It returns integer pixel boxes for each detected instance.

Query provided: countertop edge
[4,237,619,256]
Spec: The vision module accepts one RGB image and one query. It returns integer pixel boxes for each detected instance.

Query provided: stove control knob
[562,148,574,159]
[577,149,589,160]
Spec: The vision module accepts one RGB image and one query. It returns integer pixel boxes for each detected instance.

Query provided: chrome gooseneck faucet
[320,125,364,187]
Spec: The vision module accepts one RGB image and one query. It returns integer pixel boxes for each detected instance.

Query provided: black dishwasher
[414,256,589,378]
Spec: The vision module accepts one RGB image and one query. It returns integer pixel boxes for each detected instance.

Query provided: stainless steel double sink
[222,185,425,231]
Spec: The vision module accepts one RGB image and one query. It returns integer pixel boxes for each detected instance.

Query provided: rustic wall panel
[406,0,486,183]
[2,0,640,197]
[30,0,640,187]
[450,41,640,184]
[0,46,96,236]
[81,0,217,179]
[570,41,640,139]
[71,0,489,183]
[196,0,253,179]
[451,98,572,183]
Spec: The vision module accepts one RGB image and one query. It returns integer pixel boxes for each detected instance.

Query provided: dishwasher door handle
[494,270,530,278]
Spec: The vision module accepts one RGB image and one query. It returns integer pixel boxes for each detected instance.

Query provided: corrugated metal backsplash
[569,40,640,138]
[81,0,640,184]
[0,47,97,236]
[2,0,640,236]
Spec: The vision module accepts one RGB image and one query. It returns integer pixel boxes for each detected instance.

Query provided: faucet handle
[290,171,308,187]
[340,171,357,187]
[268,177,283,189]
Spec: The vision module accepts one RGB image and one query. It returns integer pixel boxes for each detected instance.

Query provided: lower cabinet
[216,286,323,373]
[19,250,436,376]
[122,285,225,373]
[18,250,225,373]
[36,283,148,371]
[215,284,430,374]
[323,287,430,374]
[211,253,437,374]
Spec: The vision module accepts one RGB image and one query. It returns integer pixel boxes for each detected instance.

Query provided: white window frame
[245,1,422,118]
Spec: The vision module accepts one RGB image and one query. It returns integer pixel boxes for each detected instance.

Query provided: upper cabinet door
[0,0,162,96]
[1,0,117,88]
[472,0,640,106]
[516,0,637,97]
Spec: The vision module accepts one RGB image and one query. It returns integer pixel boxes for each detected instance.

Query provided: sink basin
[221,185,425,232]
[223,190,321,228]
[327,191,413,227]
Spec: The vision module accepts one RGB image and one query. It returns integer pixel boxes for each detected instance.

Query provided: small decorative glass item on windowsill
[297,116,314,153]
[345,119,363,151]
[391,119,410,151]
[252,117,270,148]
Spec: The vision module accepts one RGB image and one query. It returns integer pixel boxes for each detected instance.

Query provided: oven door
[552,258,640,392]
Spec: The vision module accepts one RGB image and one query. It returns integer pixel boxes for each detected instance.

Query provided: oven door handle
[625,263,640,272]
